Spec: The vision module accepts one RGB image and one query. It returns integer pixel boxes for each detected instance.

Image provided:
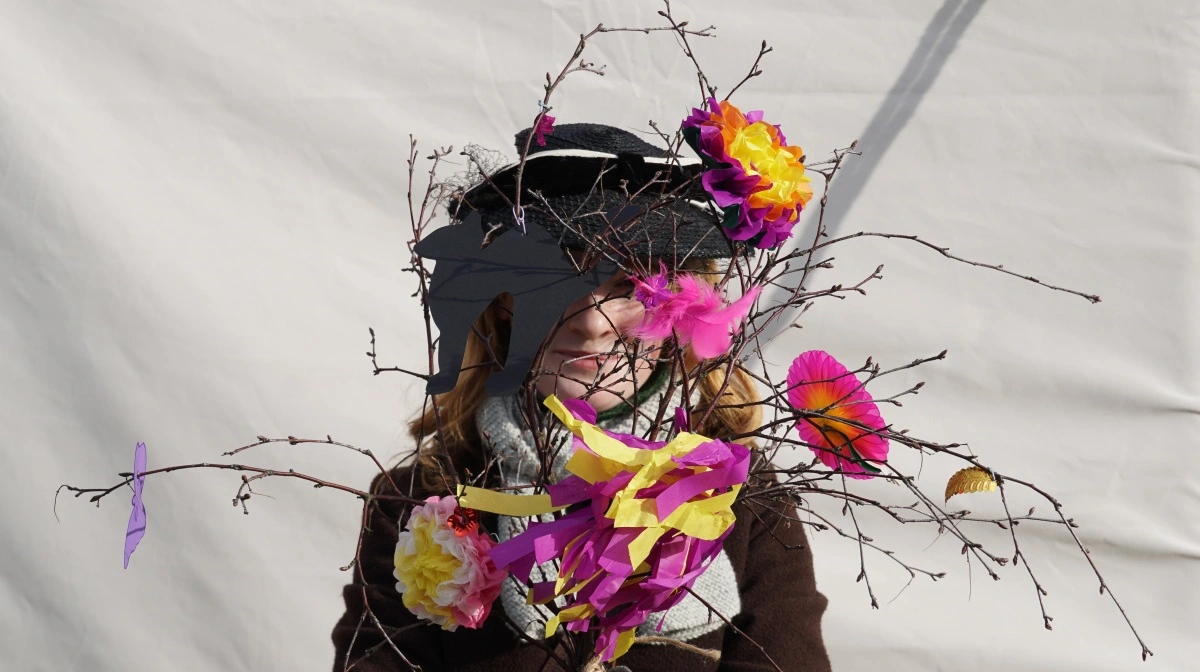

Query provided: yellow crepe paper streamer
[458,394,743,649]
[460,396,740,539]
[613,628,637,659]
[456,483,566,517]
[545,602,595,638]
[544,395,738,543]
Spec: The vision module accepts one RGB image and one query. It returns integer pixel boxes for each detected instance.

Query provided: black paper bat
[414,211,620,397]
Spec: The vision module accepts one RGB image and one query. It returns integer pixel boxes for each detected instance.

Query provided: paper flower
[631,271,761,359]
[460,396,749,662]
[786,351,889,479]
[393,495,506,631]
[534,114,556,146]
[682,98,813,249]
[123,441,147,569]
[632,266,671,309]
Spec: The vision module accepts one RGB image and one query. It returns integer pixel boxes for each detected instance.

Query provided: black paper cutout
[414,211,620,397]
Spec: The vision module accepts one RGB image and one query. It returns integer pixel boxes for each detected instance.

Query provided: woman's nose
[564,292,617,339]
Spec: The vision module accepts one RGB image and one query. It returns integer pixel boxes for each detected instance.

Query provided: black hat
[450,123,743,262]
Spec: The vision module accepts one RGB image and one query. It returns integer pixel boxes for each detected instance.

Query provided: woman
[330,123,832,671]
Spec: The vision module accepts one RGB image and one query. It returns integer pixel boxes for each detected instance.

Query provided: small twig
[724,40,772,101]
[805,231,1101,303]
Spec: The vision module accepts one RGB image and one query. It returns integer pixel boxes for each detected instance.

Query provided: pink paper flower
[631,271,761,359]
[534,114,556,146]
[786,350,889,479]
[393,495,505,631]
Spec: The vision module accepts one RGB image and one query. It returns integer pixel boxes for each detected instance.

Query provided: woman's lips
[555,349,614,372]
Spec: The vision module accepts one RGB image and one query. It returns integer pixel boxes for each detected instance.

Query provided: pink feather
[630,271,681,340]
[631,274,761,359]
[679,281,761,358]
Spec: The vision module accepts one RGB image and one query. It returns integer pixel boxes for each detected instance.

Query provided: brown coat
[330,455,832,672]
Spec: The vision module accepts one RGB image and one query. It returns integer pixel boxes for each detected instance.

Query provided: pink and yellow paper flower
[393,495,506,631]
[786,350,889,479]
[631,269,761,359]
[682,98,813,249]
[459,396,749,662]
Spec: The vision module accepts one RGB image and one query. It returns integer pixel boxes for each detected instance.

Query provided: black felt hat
[450,123,743,262]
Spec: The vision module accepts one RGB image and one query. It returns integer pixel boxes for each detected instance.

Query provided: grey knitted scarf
[474,373,742,644]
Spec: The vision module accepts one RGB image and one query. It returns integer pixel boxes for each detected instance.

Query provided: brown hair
[406,261,762,492]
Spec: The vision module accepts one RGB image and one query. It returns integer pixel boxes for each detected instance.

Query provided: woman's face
[535,271,663,411]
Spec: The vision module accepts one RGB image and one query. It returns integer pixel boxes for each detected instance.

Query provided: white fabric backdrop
[3,0,1196,670]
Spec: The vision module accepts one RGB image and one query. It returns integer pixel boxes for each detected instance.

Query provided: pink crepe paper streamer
[487,400,750,662]
[672,406,690,433]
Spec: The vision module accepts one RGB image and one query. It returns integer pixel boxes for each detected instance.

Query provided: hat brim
[455,151,701,209]
[473,191,744,263]
[453,152,745,262]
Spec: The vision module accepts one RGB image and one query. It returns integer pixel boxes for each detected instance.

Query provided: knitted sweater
[329,405,833,671]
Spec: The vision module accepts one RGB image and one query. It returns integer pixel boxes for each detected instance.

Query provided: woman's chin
[537,374,592,401]
[536,373,623,411]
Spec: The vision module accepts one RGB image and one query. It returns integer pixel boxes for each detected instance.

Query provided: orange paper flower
[682,98,813,249]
